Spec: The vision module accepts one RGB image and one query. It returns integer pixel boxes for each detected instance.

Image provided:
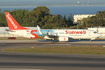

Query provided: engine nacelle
[59,36,69,41]
[44,36,54,40]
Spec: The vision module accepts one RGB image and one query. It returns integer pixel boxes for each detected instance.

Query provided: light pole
[32,21,35,27]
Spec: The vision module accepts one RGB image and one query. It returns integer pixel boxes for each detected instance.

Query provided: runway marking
[0,43,71,46]
[45,44,71,45]
[0,68,45,70]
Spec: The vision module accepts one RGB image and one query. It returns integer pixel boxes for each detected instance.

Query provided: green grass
[3,45,105,55]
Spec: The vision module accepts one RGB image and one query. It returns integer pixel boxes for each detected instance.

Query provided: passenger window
[59,32,64,34]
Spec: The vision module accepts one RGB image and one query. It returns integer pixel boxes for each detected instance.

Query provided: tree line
[0,6,73,29]
[81,11,105,29]
[0,6,105,29]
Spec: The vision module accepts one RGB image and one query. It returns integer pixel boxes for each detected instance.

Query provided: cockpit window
[93,32,97,34]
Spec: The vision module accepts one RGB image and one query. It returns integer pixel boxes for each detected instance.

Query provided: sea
[0,6,105,18]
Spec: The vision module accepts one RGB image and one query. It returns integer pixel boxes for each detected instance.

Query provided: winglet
[37,25,44,35]
[5,12,29,30]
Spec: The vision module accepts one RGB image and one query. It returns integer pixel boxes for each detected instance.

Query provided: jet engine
[44,36,54,40]
[58,36,69,41]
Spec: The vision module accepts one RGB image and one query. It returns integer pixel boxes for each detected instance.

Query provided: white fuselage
[8,29,100,40]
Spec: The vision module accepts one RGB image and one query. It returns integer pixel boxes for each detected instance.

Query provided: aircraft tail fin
[5,12,29,30]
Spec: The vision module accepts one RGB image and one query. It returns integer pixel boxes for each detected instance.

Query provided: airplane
[5,12,100,43]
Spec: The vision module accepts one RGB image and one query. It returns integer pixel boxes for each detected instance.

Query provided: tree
[66,14,73,27]
[0,6,84,29]
[70,13,73,21]
[42,23,54,29]
[11,9,29,26]
[24,6,50,27]
[33,6,50,17]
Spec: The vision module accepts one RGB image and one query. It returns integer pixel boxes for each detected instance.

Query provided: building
[74,14,95,23]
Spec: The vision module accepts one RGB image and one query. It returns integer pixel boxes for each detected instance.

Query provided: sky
[0,0,105,7]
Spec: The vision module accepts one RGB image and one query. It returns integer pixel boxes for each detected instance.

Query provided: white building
[74,14,95,23]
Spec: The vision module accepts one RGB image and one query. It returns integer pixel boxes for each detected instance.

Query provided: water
[0,6,105,17]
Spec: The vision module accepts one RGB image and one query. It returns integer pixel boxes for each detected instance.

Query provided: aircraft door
[89,32,91,37]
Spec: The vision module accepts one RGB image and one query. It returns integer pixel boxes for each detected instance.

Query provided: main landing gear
[90,39,92,42]
[51,39,54,43]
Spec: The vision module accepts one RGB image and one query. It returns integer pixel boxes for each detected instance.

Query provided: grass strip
[3,45,105,55]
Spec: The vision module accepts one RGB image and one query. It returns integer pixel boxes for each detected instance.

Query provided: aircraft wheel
[90,39,92,42]
[51,39,54,43]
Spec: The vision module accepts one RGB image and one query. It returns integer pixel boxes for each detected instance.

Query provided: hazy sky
[1,0,105,3]
[0,0,105,6]
[1,0,105,2]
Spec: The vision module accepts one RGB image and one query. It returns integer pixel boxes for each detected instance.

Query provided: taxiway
[0,40,105,70]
